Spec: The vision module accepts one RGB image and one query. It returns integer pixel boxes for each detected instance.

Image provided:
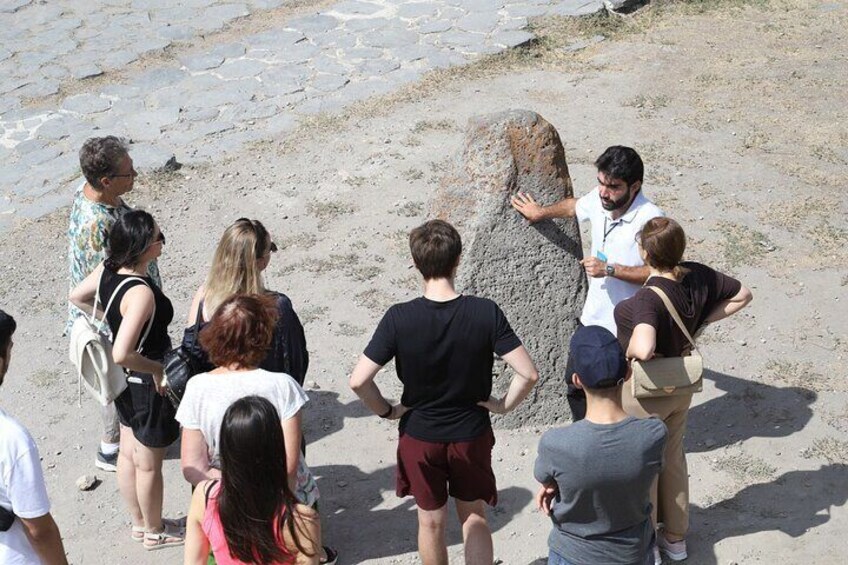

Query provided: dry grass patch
[710,453,777,482]
[801,437,848,464]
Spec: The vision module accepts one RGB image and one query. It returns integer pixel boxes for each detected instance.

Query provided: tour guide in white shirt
[511,145,663,420]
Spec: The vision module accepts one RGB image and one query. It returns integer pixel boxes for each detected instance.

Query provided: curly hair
[79,136,129,189]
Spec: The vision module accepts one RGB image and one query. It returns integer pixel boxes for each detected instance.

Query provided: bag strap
[646,286,698,351]
[98,275,157,353]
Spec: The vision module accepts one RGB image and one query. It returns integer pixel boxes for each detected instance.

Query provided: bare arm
[184,482,212,565]
[69,263,105,319]
[181,429,221,486]
[704,286,753,323]
[289,504,321,565]
[580,258,651,284]
[282,412,303,494]
[478,345,539,414]
[626,323,656,361]
[511,192,577,223]
[112,285,164,388]
[20,514,68,565]
[349,355,408,420]
[186,285,206,325]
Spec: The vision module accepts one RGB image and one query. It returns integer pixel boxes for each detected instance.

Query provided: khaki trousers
[621,383,693,538]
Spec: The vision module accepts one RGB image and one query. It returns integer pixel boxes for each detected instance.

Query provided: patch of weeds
[390,272,419,291]
[28,369,56,388]
[306,200,356,221]
[401,136,422,147]
[391,201,424,218]
[279,232,318,250]
[742,128,770,151]
[355,288,394,313]
[810,143,846,165]
[808,220,848,258]
[801,437,848,464]
[343,175,367,188]
[623,94,670,111]
[289,253,383,282]
[402,168,424,181]
[335,322,366,337]
[710,453,777,482]
[763,359,827,393]
[349,240,368,251]
[716,222,776,268]
[411,119,457,134]
[298,305,328,325]
[348,263,382,282]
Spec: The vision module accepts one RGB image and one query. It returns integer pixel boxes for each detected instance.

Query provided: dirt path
[1,0,846,563]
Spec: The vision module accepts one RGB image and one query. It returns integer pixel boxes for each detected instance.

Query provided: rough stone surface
[604,0,644,12]
[434,110,587,427]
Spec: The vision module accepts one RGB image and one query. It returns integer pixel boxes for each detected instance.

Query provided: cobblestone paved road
[0,0,603,226]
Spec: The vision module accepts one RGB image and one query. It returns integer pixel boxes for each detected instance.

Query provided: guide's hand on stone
[477,395,507,414]
[535,482,558,516]
[511,192,545,223]
[580,256,607,278]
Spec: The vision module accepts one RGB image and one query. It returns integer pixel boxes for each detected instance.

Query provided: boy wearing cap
[534,326,667,565]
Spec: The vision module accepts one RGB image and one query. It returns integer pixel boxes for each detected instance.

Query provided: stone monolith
[434,110,587,428]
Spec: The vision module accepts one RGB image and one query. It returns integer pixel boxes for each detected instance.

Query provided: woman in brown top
[613,217,753,563]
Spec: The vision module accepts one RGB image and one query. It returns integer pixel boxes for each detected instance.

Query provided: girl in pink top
[184,396,321,565]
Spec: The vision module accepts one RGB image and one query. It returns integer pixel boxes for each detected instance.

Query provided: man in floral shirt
[66,136,161,472]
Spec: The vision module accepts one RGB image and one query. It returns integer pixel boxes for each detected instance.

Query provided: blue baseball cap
[569,325,628,389]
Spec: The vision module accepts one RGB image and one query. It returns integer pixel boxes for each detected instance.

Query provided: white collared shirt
[575,187,664,334]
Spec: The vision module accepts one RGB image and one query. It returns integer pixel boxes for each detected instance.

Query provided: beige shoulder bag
[631,286,704,399]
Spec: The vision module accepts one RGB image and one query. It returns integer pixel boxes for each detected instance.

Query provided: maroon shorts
[396,428,497,511]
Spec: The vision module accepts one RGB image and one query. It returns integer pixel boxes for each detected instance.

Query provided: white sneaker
[657,534,687,561]
[653,545,663,565]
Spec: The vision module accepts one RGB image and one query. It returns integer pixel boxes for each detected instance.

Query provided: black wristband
[378,404,393,419]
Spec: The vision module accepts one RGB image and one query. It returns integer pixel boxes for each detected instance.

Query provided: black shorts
[115,371,179,448]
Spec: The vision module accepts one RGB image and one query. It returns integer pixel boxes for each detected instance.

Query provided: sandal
[321,545,339,565]
[143,524,185,551]
[131,518,185,542]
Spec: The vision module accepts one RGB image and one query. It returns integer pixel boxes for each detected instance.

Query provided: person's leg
[548,548,574,565]
[101,402,121,444]
[132,442,167,531]
[454,499,492,565]
[656,395,692,541]
[417,505,448,565]
[117,425,143,531]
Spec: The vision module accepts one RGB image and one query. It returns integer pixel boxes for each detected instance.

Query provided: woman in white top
[176,294,336,564]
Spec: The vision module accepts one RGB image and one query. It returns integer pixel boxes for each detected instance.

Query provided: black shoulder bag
[162,302,208,409]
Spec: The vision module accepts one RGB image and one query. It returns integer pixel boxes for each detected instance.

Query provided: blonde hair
[204,219,272,315]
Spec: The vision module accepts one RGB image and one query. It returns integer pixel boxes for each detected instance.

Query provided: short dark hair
[594,146,644,186]
[0,310,16,359]
[79,136,130,189]
[639,217,687,278]
[409,220,462,280]
[104,210,156,271]
[199,294,279,368]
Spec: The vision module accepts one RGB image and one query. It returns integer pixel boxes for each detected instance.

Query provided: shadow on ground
[313,463,532,562]
[303,390,371,447]
[686,369,815,453]
[686,463,848,564]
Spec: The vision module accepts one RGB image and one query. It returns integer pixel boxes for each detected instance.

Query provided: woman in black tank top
[70,210,184,550]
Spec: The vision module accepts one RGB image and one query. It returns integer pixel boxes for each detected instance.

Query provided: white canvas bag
[69,270,155,406]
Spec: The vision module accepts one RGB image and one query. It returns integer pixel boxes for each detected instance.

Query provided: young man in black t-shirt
[350,220,539,565]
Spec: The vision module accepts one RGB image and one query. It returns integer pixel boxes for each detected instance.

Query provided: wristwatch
[605,263,616,277]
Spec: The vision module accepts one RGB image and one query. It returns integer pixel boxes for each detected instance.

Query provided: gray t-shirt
[534,416,667,564]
